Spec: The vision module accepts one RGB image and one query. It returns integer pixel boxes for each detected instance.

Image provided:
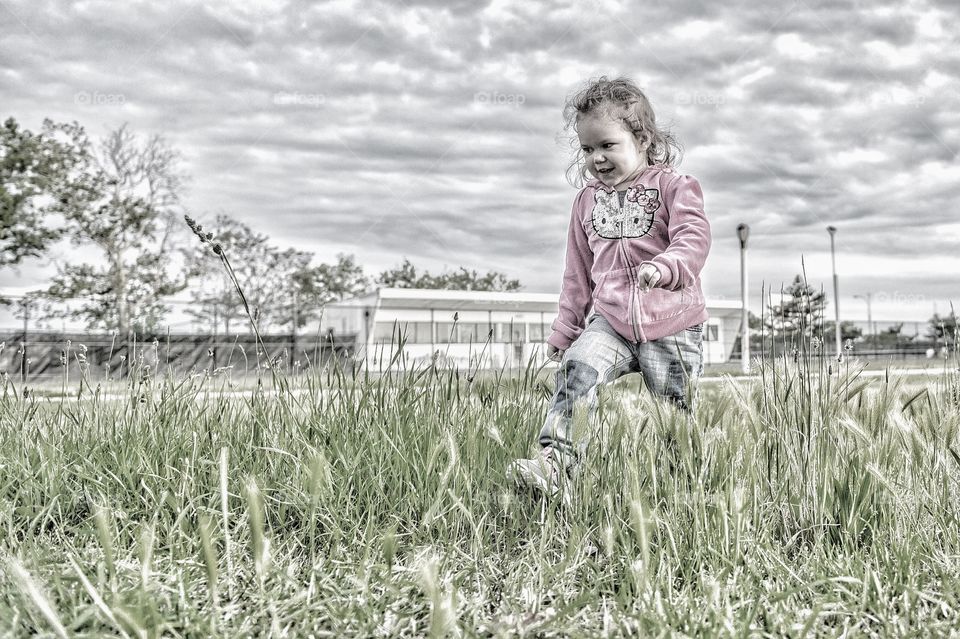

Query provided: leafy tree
[871,323,908,349]
[41,123,187,332]
[184,215,370,332]
[185,215,302,333]
[0,117,88,303]
[928,312,958,346]
[822,320,863,342]
[376,258,419,288]
[764,275,826,339]
[376,257,521,291]
[289,253,371,326]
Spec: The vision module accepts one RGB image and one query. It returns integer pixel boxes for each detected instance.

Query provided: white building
[319,288,743,371]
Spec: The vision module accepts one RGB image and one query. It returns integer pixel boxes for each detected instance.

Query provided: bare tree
[185,214,301,333]
[44,124,187,332]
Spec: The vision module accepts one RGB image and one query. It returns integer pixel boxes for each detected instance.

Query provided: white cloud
[1,0,959,329]
[670,19,721,41]
[774,33,824,61]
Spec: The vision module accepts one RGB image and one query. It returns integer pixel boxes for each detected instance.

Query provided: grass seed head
[184,215,224,255]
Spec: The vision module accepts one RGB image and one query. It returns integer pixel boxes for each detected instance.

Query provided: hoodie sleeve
[547,189,594,351]
[642,174,711,291]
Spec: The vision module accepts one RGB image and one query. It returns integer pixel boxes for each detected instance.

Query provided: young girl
[509,76,711,497]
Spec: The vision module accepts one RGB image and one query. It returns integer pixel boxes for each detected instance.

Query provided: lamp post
[854,292,873,352]
[18,297,31,384]
[827,226,841,358]
[737,223,750,374]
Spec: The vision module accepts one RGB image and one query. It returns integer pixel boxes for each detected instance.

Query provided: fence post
[212,303,219,371]
[20,298,30,384]
[291,290,299,373]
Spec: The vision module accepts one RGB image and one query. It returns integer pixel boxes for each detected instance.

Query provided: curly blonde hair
[563,76,682,187]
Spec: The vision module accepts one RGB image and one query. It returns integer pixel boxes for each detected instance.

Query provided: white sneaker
[507,446,571,503]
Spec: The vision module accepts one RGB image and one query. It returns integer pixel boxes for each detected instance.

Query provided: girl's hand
[547,344,564,362]
[636,263,662,292]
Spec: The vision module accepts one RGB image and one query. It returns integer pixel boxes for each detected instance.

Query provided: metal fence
[0,330,357,383]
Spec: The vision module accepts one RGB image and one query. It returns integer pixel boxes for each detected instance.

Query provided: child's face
[577,113,649,189]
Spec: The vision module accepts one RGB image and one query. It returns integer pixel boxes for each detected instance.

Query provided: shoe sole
[507,460,571,506]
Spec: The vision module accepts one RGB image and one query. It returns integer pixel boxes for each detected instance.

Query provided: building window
[435,322,457,344]
[494,321,527,343]
[528,322,551,342]
[458,322,488,344]
[373,321,400,343]
[706,324,719,341]
[413,322,433,344]
[373,321,433,344]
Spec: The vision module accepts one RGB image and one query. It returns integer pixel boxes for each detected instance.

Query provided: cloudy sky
[2,0,959,330]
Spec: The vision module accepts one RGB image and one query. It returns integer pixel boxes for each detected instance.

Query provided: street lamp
[854,292,873,352]
[737,223,750,374]
[17,297,31,384]
[827,226,841,358]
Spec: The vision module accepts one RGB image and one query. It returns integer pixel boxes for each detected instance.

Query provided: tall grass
[4,227,959,635]
[1,326,959,636]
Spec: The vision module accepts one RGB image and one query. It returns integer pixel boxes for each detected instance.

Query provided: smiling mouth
[597,167,613,174]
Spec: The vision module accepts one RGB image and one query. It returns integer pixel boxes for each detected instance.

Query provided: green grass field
[2,346,960,637]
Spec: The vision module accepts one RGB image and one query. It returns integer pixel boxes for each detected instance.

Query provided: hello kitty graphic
[590,186,660,239]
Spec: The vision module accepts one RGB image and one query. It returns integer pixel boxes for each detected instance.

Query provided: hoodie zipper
[611,169,659,344]
[616,194,641,343]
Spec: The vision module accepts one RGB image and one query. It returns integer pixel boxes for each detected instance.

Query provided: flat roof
[329,287,743,313]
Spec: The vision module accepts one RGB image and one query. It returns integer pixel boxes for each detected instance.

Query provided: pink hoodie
[547,165,711,351]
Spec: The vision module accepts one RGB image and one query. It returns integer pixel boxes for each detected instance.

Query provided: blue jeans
[539,313,704,469]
